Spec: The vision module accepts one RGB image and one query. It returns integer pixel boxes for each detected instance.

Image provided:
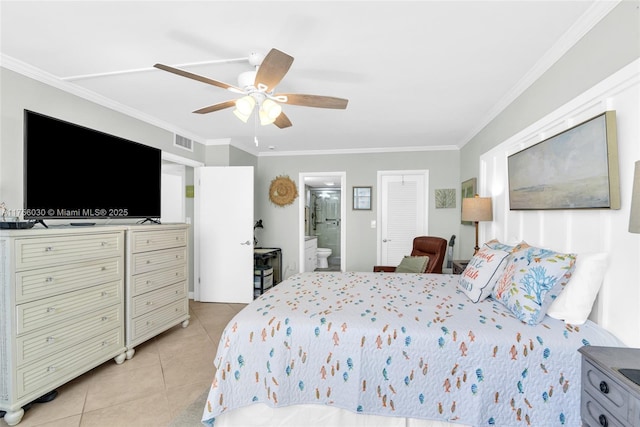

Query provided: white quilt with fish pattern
[202,272,623,426]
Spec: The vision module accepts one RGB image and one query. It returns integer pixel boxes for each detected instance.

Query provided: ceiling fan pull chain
[254,113,259,146]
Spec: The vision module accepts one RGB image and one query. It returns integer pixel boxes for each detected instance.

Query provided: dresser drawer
[582,391,626,427]
[582,359,629,422]
[16,327,124,399]
[17,280,122,335]
[16,305,123,366]
[130,264,187,297]
[130,247,187,275]
[14,232,123,271]
[16,257,123,304]
[130,281,187,318]
[129,298,188,343]
[129,228,187,253]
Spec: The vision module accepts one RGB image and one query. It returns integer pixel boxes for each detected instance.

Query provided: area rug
[169,389,208,426]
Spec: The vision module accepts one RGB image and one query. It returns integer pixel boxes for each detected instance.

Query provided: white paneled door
[196,166,254,303]
[377,171,429,265]
[161,163,185,223]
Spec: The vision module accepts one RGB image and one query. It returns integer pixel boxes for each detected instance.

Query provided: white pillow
[546,252,609,325]
[457,246,510,303]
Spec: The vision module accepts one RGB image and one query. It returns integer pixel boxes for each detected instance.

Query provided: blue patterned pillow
[492,243,577,325]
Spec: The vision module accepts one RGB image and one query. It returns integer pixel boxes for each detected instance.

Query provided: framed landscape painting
[508,111,620,210]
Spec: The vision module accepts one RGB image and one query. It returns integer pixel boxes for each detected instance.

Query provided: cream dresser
[124,224,190,359]
[0,226,127,426]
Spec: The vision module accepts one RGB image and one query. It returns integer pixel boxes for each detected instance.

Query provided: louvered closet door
[378,171,429,266]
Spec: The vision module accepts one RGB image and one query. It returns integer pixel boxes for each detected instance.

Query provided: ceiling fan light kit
[259,99,282,125]
[233,95,256,122]
[154,48,349,130]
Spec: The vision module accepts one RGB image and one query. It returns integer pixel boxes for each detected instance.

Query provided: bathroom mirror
[353,186,372,210]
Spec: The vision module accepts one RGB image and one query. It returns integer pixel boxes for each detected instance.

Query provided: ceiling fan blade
[193,100,237,114]
[277,94,348,109]
[154,63,243,92]
[254,48,294,91]
[274,112,292,129]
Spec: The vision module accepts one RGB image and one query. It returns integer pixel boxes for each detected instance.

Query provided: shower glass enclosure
[309,189,341,268]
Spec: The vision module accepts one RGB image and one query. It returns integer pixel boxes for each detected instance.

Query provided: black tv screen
[24,110,161,220]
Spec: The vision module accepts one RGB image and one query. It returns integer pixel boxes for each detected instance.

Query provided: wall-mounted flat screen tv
[24,110,161,220]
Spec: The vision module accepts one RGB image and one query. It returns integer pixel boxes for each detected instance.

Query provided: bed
[201,271,623,427]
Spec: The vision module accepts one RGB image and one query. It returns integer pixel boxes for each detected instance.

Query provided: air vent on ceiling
[174,134,193,152]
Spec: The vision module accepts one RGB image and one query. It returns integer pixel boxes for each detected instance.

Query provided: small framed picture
[461,178,477,225]
[353,186,372,210]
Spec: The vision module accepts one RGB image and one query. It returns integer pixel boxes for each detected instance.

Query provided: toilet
[316,248,332,269]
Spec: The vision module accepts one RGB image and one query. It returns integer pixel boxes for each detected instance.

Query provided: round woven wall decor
[269,175,298,207]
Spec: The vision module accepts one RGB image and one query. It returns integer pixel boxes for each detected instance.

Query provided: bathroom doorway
[298,172,346,273]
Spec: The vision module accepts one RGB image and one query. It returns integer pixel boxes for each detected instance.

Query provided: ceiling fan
[154,48,349,129]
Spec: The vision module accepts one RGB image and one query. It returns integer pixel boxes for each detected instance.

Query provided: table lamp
[462,194,493,254]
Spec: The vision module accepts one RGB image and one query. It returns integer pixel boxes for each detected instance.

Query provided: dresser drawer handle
[46,307,56,313]
[47,366,56,372]
[44,246,54,252]
[101,316,108,321]
[45,277,54,283]
[598,414,608,427]
[101,291,108,297]
[100,242,107,247]
[101,266,107,271]
[146,260,151,264]
[46,336,55,343]
[146,301,153,306]
[599,380,609,394]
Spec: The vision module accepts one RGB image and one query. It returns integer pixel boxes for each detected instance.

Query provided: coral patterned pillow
[484,239,517,253]
[492,244,577,325]
[457,246,510,303]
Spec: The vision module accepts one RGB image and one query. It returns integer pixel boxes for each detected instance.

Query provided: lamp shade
[235,95,256,115]
[630,160,640,233]
[259,99,282,125]
[462,196,493,222]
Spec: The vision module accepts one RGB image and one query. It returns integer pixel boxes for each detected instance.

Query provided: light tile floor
[1,301,245,427]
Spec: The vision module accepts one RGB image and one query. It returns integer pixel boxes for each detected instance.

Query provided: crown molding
[0,54,205,145]
[458,0,621,148]
[256,144,459,157]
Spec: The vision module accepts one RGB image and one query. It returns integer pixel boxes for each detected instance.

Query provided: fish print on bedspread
[202,272,623,426]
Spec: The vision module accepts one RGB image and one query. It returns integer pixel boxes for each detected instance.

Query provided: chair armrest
[373,266,396,272]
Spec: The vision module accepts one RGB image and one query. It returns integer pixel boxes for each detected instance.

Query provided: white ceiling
[0,1,613,155]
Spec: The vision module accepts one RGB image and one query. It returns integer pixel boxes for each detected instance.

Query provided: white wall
[479,60,640,347]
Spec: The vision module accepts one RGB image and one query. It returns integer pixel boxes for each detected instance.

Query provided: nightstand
[452,260,469,275]
[578,346,640,427]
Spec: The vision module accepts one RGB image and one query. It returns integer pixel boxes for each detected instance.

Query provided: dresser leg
[125,348,136,360]
[181,318,190,328]
[114,351,127,364]
[2,408,24,426]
